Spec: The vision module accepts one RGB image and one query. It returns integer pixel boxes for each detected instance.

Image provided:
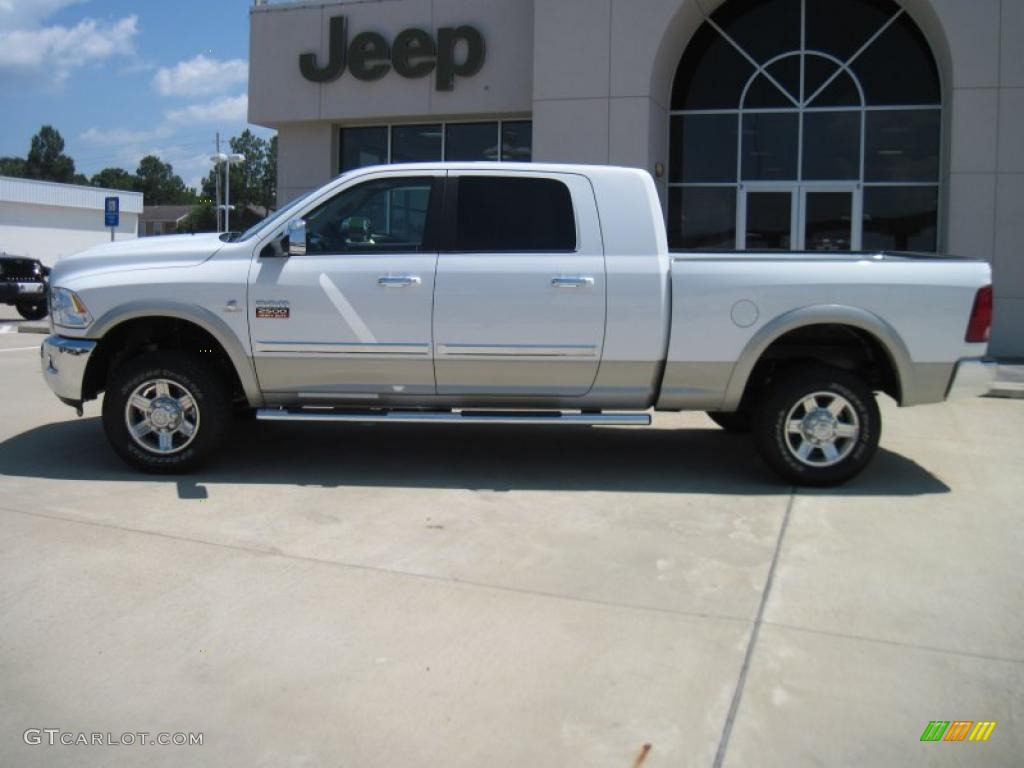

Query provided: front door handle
[551,276,595,288]
[377,275,422,288]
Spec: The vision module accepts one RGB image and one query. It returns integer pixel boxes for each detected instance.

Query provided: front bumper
[0,280,46,303]
[41,335,97,404]
[946,358,997,400]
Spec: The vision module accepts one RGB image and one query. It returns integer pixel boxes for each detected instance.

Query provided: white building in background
[0,176,142,267]
[250,0,1024,357]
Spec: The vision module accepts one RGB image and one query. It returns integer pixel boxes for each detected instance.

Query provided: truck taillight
[965,285,992,343]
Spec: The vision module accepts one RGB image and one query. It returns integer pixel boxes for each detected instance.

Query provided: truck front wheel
[16,300,48,320]
[753,365,880,486]
[102,352,231,473]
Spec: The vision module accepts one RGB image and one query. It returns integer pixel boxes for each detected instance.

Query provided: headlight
[50,287,93,328]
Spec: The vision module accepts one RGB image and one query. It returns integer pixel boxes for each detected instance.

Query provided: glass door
[799,186,862,251]
[739,186,797,250]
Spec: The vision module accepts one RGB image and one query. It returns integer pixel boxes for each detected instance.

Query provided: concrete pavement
[0,328,1020,767]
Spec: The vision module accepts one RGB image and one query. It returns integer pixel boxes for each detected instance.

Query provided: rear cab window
[453,176,577,252]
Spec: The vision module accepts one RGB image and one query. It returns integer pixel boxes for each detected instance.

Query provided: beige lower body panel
[655,361,736,411]
[257,357,664,410]
[903,362,956,406]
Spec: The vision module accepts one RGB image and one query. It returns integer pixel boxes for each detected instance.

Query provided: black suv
[0,253,49,320]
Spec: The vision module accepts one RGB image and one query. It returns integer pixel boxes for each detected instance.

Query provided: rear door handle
[551,276,595,288]
[377,275,422,288]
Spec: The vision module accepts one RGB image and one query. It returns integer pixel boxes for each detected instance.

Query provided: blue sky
[0,0,274,189]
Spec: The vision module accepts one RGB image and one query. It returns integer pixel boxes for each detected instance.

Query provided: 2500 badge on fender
[39,163,995,485]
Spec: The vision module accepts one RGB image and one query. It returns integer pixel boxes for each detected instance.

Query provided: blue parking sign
[104,197,119,228]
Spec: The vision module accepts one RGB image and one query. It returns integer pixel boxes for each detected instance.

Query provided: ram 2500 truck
[40,163,995,485]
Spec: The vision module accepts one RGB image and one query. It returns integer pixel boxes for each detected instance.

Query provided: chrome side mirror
[286,217,307,256]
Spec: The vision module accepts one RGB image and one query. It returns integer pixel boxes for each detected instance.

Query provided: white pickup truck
[41,163,994,484]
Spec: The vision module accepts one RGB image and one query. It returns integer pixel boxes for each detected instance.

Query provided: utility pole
[214,132,222,233]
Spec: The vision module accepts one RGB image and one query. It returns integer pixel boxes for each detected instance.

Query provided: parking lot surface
[0,323,1021,767]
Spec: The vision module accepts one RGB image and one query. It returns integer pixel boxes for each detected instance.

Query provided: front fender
[88,300,263,407]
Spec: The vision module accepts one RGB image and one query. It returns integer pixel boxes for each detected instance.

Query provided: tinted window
[340,127,387,173]
[864,109,940,182]
[670,114,738,183]
[445,122,499,161]
[501,121,533,162]
[305,177,436,254]
[851,13,940,105]
[710,0,802,64]
[668,187,736,249]
[802,111,860,180]
[456,177,576,252]
[741,113,798,181]
[672,23,754,110]
[391,124,442,163]
[863,187,938,251]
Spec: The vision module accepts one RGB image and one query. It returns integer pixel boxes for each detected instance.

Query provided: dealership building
[249,0,1023,355]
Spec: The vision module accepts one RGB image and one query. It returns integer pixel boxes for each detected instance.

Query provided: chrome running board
[256,408,651,426]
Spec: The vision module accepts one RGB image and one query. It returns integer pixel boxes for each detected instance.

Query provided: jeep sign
[299,16,486,92]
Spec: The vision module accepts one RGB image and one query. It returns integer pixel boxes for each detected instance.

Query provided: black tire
[16,300,48,320]
[707,410,751,433]
[753,365,880,486]
[102,351,231,473]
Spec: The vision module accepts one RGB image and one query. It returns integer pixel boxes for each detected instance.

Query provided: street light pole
[210,152,246,233]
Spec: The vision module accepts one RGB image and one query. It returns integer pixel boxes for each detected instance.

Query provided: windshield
[235,185,326,243]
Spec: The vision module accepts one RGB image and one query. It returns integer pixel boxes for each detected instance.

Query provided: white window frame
[668,0,943,252]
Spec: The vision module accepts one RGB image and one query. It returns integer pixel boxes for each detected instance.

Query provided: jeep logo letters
[299,16,486,92]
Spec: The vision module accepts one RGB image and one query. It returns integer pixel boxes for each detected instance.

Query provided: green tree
[263,134,277,210]
[91,167,137,191]
[0,156,26,177]
[228,129,270,210]
[24,125,77,183]
[199,130,278,224]
[134,155,194,205]
[176,202,218,234]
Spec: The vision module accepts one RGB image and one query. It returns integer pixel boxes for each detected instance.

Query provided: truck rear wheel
[753,365,880,486]
[102,351,231,473]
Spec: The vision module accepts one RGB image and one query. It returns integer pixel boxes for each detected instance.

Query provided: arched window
[668,0,942,252]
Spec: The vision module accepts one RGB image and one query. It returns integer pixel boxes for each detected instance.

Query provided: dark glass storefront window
[741,113,798,181]
[865,109,940,182]
[802,111,860,180]
[340,121,532,174]
[391,124,443,164]
[670,114,737,183]
[339,126,387,173]
[670,0,941,252]
[500,121,533,162]
[446,122,499,161]
[863,187,938,251]
[745,191,792,249]
[668,187,736,249]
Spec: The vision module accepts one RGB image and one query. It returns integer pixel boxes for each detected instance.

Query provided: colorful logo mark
[920,721,996,742]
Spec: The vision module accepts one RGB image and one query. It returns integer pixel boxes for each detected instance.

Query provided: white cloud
[80,126,173,146]
[0,14,138,82]
[0,0,85,28]
[153,55,248,97]
[166,94,249,125]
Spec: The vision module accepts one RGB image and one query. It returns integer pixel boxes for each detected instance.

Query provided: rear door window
[454,176,577,252]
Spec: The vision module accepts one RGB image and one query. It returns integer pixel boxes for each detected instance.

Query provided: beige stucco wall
[252,0,1024,356]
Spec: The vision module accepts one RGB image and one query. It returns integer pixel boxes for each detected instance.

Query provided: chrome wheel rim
[784,391,859,468]
[124,378,200,455]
